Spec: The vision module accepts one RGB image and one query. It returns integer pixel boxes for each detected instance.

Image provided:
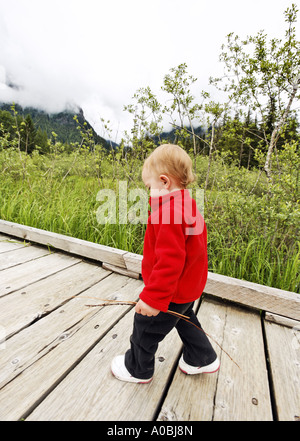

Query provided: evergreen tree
[35,127,49,153]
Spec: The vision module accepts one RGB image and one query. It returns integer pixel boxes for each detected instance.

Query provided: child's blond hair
[142,144,195,188]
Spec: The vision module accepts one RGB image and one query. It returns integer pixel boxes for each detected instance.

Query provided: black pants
[125,301,217,380]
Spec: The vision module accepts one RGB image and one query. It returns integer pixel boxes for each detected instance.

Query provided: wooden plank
[0,261,111,339]
[204,272,300,321]
[0,245,50,271]
[265,312,300,329]
[0,252,80,297]
[213,304,273,421]
[102,262,140,279]
[123,251,143,273]
[0,274,143,421]
[264,319,300,421]
[0,219,127,268]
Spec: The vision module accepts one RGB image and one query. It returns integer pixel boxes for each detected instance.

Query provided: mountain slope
[0,103,109,148]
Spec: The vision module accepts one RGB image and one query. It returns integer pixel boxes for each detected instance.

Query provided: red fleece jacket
[139,189,208,312]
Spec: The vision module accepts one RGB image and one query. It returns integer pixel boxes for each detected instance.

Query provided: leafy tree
[0,110,15,142]
[123,86,163,155]
[121,87,165,186]
[162,63,201,169]
[210,3,300,178]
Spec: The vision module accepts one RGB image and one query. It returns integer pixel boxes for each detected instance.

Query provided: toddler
[111,144,219,383]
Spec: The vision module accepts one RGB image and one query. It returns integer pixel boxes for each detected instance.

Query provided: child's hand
[135,299,160,317]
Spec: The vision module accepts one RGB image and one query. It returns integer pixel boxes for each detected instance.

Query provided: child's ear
[159,174,170,187]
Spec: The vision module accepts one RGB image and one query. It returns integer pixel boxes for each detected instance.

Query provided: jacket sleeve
[139,221,186,312]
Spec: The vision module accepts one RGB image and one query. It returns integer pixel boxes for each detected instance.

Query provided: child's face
[142,170,169,197]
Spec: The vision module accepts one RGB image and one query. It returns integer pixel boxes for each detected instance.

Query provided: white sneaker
[111,355,153,384]
[179,354,220,375]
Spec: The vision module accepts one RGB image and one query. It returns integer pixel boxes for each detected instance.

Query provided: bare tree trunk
[247,146,252,170]
[187,115,197,175]
[239,137,244,169]
[264,79,299,178]
[205,121,215,191]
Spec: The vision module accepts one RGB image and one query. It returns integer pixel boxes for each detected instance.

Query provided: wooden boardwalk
[0,220,299,421]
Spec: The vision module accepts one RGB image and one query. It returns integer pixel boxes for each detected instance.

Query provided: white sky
[0,0,298,141]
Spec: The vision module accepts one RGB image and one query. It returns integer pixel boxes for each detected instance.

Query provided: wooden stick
[73,296,240,370]
[84,298,190,320]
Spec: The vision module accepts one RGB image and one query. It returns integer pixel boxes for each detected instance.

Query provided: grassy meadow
[0,145,299,293]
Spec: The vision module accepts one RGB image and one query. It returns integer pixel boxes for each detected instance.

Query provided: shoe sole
[179,357,220,375]
[179,365,220,375]
[111,369,153,384]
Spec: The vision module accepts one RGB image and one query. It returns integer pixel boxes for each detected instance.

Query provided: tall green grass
[208,234,299,292]
[0,176,145,254]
